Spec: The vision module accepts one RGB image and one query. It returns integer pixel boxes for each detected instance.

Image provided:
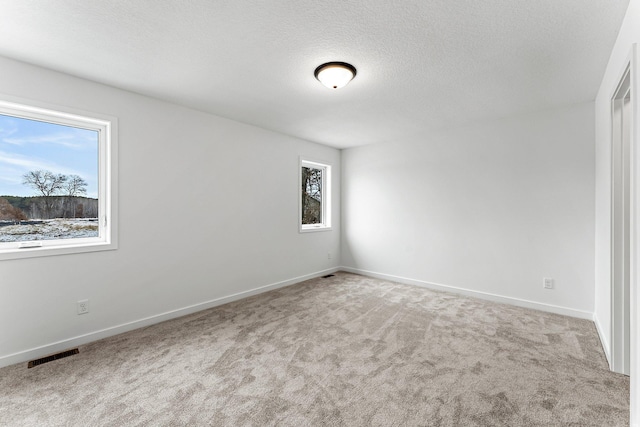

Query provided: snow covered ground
[0,218,98,242]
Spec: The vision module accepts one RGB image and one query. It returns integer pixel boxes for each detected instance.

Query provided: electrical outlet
[77,299,89,315]
[328,252,332,259]
[543,278,553,289]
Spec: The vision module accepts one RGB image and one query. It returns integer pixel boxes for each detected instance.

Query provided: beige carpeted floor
[0,272,630,426]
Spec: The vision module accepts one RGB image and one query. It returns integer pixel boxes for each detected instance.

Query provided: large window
[0,98,116,260]
[300,158,331,232]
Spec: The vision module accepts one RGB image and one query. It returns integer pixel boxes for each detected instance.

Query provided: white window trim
[0,96,118,260]
[299,157,332,233]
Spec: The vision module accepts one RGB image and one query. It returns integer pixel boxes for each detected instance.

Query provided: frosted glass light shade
[314,62,357,89]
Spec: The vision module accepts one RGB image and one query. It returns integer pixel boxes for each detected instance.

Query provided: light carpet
[0,272,629,426]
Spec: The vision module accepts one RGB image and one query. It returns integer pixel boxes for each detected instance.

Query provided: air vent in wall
[28,348,79,368]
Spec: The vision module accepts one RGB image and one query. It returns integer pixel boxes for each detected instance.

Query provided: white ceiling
[0,1,630,149]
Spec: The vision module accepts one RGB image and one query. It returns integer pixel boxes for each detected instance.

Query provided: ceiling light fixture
[314,62,357,89]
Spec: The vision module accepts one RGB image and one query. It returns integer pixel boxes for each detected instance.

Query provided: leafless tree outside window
[22,170,67,219]
[64,175,88,218]
[302,166,322,224]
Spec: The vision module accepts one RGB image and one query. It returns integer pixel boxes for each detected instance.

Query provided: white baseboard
[341,267,593,320]
[0,267,339,369]
[593,312,612,368]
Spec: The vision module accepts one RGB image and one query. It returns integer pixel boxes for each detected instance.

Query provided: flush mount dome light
[314,62,357,89]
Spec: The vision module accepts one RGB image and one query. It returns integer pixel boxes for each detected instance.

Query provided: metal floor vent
[28,348,79,368]
[322,274,335,278]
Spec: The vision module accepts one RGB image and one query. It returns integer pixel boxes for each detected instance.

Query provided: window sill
[299,225,332,233]
[0,240,117,261]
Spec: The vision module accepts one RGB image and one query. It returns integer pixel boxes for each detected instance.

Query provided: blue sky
[0,114,98,198]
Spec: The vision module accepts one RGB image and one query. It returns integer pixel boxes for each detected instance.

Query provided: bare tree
[301,167,322,224]
[64,175,87,218]
[22,170,67,219]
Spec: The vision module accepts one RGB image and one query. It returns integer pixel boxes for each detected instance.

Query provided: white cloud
[0,150,80,176]
[0,125,17,139]
[0,166,23,185]
[2,132,89,149]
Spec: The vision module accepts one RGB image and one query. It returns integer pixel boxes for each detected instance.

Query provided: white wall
[594,1,640,424]
[342,102,595,318]
[0,56,341,367]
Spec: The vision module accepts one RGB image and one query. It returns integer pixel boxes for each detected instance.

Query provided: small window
[300,158,331,232]
[0,98,116,260]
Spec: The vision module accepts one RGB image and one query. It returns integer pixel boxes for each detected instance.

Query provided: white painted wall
[342,102,595,318]
[594,1,640,424]
[0,56,341,367]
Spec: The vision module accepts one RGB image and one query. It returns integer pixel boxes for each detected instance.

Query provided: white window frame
[0,97,117,260]
[299,158,332,232]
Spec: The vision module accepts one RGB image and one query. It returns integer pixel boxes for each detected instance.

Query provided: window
[0,98,117,260]
[300,158,331,232]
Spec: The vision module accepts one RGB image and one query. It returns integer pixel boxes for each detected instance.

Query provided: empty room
[0,1,638,426]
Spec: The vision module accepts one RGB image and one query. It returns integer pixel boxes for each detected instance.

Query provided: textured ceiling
[0,0,630,149]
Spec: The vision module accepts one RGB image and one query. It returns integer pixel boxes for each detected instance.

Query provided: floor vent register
[28,348,79,368]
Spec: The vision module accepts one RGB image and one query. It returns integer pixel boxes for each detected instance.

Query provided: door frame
[609,43,638,426]
[611,63,631,376]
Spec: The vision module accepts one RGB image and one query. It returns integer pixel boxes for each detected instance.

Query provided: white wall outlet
[328,252,332,259]
[77,299,90,315]
[543,278,553,289]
